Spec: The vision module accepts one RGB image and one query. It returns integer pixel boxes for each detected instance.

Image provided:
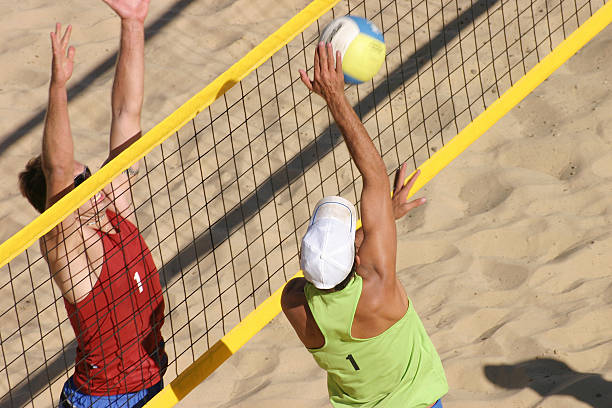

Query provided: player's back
[305,275,447,407]
[65,210,165,395]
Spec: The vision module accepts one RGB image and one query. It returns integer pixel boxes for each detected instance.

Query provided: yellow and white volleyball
[319,15,386,84]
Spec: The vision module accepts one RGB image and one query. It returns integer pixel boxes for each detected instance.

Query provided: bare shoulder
[281,277,309,339]
[281,276,325,349]
[356,266,385,308]
[281,277,308,311]
[40,216,83,255]
[39,221,101,303]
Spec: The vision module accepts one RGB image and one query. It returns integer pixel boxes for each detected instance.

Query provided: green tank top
[305,275,448,407]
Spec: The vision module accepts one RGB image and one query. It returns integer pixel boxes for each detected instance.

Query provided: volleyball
[319,15,386,84]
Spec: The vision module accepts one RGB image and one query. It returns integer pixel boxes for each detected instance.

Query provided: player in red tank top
[65,210,165,395]
[18,1,167,406]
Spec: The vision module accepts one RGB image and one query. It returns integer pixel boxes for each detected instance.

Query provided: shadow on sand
[485,358,612,407]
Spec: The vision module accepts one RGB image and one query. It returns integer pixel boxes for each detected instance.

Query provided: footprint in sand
[459,174,512,216]
[559,160,579,180]
[478,258,529,290]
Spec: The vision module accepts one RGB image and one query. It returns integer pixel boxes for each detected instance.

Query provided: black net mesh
[0,0,607,406]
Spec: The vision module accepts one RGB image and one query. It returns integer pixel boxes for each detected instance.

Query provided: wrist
[121,17,146,28]
[49,80,68,90]
[326,92,349,112]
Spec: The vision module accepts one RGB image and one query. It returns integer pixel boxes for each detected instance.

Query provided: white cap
[300,196,357,289]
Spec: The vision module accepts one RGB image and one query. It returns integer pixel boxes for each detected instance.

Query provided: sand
[1,0,611,407]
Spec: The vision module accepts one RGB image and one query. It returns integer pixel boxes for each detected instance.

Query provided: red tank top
[64,210,166,395]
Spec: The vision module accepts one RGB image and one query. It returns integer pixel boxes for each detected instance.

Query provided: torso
[283,264,408,347]
[63,210,165,394]
[300,274,449,407]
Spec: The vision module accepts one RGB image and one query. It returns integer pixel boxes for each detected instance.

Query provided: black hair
[333,263,356,291]
[19,155,46,213]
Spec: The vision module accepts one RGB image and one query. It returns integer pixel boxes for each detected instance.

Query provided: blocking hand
[392,164,426,220]
[50,23,75,87]
[102,0,150,23]
[299,42,345,104]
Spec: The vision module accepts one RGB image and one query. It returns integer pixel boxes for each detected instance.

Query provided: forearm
[326,95,388,188]
[110,19,144,141]
[106,18,144,172]
[42,83,73,175]
[327,93,393,237]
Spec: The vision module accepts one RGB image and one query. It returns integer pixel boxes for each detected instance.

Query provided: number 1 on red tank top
[134,271,144,293]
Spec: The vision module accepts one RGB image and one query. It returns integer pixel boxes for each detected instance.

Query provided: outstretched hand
[392,164,426,220]
[102,0,150,22]
[50,23,75,87]
[299,42,345,104]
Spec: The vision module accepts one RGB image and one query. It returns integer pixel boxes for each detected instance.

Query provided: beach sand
[1,0,611,407]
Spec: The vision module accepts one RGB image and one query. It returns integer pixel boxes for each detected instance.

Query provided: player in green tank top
[281,42,448,407]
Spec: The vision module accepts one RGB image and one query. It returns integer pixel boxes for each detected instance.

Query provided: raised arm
[42,23,76,209]
[101,0,149,221]
[40,24,94,303]
[104,0,148,161]
[299,43,396,281]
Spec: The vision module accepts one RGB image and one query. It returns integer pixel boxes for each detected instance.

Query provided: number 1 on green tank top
[346,354,360,370]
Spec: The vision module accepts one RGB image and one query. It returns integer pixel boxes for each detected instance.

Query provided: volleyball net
[1,0,610,406]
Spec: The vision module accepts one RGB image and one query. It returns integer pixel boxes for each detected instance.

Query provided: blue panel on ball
[346,15,384,43]
[343,73,362,84]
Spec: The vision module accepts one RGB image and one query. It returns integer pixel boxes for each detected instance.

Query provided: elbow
[41,156,72,177]
[112,106,140,123]
[111,109,142,139]
[111,93,142,122]
[364,161,390,189]
[42,167,72,187]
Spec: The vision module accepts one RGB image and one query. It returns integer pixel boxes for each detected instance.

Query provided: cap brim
[310,196,357,234]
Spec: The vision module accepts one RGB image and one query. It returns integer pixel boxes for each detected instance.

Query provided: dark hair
[334,267,356,291]
[19,155,47,213]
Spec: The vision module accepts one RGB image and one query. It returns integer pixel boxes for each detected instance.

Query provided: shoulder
[40,217,94,255]
[39,223,102,303]
[281,277,326,348]
[281,277,308,308]
[281,277,309,324]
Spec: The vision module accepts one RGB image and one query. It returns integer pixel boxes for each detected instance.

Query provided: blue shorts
[430,400,443,408]
[59,377,163,408]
